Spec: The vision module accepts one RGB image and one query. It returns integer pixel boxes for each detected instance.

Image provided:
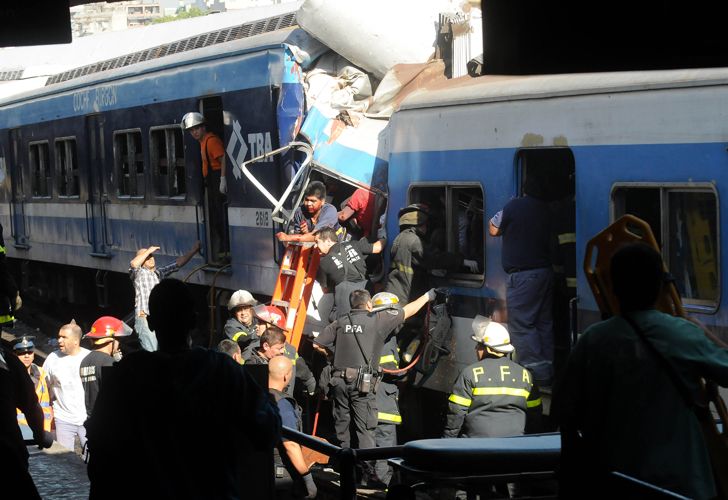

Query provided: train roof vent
[0,70,24,81]
[45,12,297,87]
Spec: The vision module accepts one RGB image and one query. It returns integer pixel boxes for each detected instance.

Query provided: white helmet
[471,315,514,353]
[228,290,257,311]
[371,292,400,312]
[181,112,205,131]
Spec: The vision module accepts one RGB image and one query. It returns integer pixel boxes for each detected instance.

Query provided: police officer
[443,317,542,438]
[13,336,53,435]
[313,287,437,483]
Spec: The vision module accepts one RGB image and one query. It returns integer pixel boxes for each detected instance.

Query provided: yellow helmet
[371,292,400,312]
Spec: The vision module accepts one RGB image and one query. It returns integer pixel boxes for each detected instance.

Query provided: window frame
[407,181,485,288]
[610,182,720,313]
[149,125,187,200]
[113,128,145,199]
[54,136,80,199]
[28,140,52,199]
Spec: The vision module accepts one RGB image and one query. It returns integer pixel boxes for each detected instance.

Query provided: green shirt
[559,310,728,499]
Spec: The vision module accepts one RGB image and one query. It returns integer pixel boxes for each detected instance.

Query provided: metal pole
[338,447,358,500]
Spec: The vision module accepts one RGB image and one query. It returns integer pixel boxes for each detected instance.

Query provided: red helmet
[84,316,131,341]
[252,305,286,329]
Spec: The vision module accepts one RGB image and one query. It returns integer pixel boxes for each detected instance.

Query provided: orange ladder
[271,242,320,349]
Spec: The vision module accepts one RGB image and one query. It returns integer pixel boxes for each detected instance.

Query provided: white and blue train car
[387,69,726,432]
[0,25,312,311]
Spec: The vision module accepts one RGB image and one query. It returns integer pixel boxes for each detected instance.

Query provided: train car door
[517,147,575,380]
[85,114,111,257]
[200,96,230,265]
[8,128,29,249]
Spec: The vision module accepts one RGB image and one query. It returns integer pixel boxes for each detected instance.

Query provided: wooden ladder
[271,242,320,349]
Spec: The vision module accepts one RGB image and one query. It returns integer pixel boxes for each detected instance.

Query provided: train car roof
[0,25,310,108]
[399,67,728,110]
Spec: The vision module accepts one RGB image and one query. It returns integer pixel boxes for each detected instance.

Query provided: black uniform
[374,336,404,484]
[0,224,18,326]
[385,227,463,306]
[80,350,114,419]
[443,356,542,438]
[318,239,374,319]
[315,307,404,450]
[223,317,257,351]
[270,388,308,499]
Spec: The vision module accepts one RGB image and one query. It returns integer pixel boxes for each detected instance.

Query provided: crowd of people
[3,114,728,499]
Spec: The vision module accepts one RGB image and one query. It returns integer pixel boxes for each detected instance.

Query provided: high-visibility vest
[17,366,53,432]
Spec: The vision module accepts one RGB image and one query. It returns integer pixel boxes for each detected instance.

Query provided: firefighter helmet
[227,290,257,311]
[181,112,205,131]
[371,292,400,312]
[471,315,513,353]
[84,316,132,343]
[253,305,286,329]
[398,203,429,227]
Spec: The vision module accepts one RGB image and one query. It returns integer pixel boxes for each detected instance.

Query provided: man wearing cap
[80,316,131,419]
[13,336,53,434]
[130,240,200,351]
[313,288,437,486]
[223,289,258,351]
[443,317,542,438]
[246,305,316,399]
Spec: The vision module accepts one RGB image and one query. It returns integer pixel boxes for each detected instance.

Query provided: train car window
[150,126,186,198]
[113,130,144,198]
[55,138,79,198]
[29,141,52,198]
[409,183,484,287]
[612,185,719,310]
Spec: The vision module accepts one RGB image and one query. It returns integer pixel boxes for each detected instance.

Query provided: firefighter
[223,289,258,351]
[443,317,542,438]
[80,316,132,419]
[0,222,20,328]
[13,336,53,434]
[313,287,436,486]
[370,293,405,486]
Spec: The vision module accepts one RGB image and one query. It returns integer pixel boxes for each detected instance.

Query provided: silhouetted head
[148,278,196,351]
[611,242,664,313]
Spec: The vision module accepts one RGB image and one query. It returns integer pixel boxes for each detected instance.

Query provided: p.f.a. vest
[332,310,389,371]
[269,388,302,468]
[446,356,539,438]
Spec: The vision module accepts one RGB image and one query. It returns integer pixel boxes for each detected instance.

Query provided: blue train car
[0,26,315,310]
[386,69,727,432]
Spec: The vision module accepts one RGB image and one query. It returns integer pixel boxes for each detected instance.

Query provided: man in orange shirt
[182,112,228,262]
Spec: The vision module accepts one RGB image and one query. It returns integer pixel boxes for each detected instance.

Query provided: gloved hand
[463,259,479,273]
[426,288,437,302]
[302,472,317,499]
[37,430,53,450]
[219,176,227,195]
[15,292,22,311]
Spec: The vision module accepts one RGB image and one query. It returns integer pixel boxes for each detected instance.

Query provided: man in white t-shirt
[42,320,90,454]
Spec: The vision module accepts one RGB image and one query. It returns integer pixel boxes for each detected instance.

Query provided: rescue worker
[223,289,258,352]
[443,317,542,438]
[386,204,477,306]
[79,316,131,419]
[551,190,576,380]
[1,340,53,499]
[217,339,243,364]
[13,336,53,434]
[276,181,344,244]
[313,287,438,485]
[313,226,385,320]
[246,304,316,398]
[181,112,228,262]
[269,355,318,499]
[370,293,406,486]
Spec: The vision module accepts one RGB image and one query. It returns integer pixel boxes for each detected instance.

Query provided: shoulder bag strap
[623,314,698,411]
